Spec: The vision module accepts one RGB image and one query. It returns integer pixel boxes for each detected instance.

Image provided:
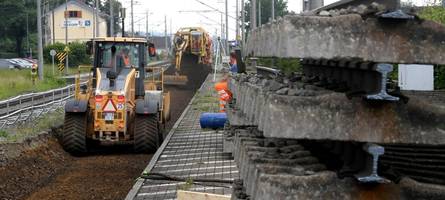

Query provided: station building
[45,0,108,45]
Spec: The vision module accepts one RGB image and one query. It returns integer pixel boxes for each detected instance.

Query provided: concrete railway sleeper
[226,65,445,199]
[225,0,445,198]
[301,60,401,101]
[225,126,445,200]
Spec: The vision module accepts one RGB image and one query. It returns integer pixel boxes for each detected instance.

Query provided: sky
[119,0,433,40]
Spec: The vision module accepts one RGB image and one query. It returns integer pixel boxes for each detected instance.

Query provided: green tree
[243,0,289,32]
[0,0,28,57]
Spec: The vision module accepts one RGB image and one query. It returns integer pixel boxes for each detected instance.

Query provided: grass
[0,64,67,100]
[192,96,218,105]
[0,130,7,138]
[178,178,194,191]
[67,64,92,75]
[192,93,220,112]
[0,109,64,143]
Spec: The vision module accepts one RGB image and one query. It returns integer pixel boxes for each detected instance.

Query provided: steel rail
[0,95,71,129]
[0,82,86,116]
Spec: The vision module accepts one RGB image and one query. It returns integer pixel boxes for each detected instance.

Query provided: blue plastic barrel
[200,113,227,129]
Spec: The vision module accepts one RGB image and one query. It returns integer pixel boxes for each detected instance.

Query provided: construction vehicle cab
[63,37,170,155]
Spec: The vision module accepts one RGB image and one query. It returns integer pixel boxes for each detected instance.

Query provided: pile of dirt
[24,148,151,200]
[0,133,71,200]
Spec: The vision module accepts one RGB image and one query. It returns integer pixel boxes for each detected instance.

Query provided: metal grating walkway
[126,75,238,200]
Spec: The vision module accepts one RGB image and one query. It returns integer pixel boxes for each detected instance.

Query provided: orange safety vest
[149,47,156,56]
[123,55,130,66]
[214,81,232,112]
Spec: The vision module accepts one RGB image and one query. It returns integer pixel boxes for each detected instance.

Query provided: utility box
[398,64,434,91]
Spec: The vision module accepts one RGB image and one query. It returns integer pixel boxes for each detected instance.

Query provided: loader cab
[190,31,204,55]
[90,38,150,98]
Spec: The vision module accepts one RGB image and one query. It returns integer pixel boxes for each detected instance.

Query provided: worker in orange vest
[118,48,131,67]
[112,47,131,70]
[229,52,238,73]
[214,76,232,112]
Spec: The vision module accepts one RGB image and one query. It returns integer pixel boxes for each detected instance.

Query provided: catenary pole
[37,0,44,80]
[64,0,69,75]
[131,0,134,37]
[225,0,229,53]
[272,0,275,21]
[236,0,239,42]
[252,0,256,29]
[241,0,245,48]
[110,0,114,36]
[96,0,100,36]
[165,15,168,52]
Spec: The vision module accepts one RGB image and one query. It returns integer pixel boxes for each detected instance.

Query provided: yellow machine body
[63,37,170,154]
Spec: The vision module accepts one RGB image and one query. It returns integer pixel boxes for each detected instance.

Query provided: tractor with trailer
[167,27,212,85]
[63,37,170,154]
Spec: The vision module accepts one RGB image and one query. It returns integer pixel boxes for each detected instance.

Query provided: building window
[65,11,82,18]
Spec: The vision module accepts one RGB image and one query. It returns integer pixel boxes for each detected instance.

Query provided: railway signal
[31,64,38,85]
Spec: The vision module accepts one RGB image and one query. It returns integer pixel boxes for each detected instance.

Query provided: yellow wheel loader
[63,37,170,154]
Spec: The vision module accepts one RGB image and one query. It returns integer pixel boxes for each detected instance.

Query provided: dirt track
[0,57,211,200]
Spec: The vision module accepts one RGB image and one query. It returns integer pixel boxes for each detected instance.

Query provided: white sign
[62,19,91,27]
[103,100,117,112]
[50,49,56,56]
[398,64,434,91]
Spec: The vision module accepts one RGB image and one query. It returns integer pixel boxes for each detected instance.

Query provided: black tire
[134,114,159,153]
[63,112,87,155]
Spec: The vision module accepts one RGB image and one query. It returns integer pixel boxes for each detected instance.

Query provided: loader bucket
[164,75,188,86]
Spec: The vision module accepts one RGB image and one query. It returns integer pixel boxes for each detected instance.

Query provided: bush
[43,42,65,63]
[418,6,445,25]
[435,65,445,90]
[68,42,91,67]
[258,57,302,76]
[43,42,91,68]
[276,58,302,76]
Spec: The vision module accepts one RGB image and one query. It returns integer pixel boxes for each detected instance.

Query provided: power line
[194,0,236,20]
[178,10,215,13]
[196,13,236,32]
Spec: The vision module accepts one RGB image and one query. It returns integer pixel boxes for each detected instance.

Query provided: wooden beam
[177,190,231,200]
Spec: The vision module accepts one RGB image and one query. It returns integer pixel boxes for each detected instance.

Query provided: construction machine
[63,37,170,154]
[166,27,212,85]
